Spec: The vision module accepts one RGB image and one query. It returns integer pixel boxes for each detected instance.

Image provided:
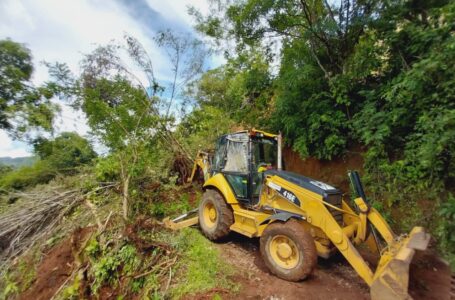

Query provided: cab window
[252,137,277,198]
[252,137,277,170]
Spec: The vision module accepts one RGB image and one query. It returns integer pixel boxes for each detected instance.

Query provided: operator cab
[211,129,281,206]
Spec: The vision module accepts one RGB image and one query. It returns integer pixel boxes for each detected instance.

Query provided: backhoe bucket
[370,227,430,300]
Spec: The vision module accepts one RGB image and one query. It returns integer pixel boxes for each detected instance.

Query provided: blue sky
[0,0,216,157]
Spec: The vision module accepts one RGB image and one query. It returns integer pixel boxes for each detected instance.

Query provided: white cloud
[146,0,226,68]
[0,131,32,158]
[0,0,171,84]
[146,0,209,28]
[53,102,89,135]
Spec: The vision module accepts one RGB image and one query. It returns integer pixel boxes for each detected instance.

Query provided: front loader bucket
[162,216,199,230]
[370,227,430,300]
[161,208,199,230]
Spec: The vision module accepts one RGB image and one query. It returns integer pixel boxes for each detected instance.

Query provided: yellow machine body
[203,172,430,299]
[166,129,430,300]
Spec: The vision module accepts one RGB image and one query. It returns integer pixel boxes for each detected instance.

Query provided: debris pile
[0,188,81,270]
[0,184,116,272]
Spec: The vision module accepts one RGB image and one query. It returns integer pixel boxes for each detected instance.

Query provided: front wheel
[198,189,234,241]
[260,219,317,281]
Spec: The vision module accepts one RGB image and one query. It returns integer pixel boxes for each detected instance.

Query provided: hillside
[0,157,36,169]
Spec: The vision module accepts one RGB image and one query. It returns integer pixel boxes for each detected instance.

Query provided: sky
[0,0,213,157]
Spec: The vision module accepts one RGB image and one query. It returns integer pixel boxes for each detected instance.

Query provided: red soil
[191,232,451,300]
[283,146,364,192]
[19,227,94,300]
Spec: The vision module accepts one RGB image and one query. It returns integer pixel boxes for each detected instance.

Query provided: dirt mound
[19,227,94,300]
[408,250,452,300]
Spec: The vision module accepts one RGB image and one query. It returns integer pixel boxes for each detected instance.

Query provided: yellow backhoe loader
[163,129,430,300]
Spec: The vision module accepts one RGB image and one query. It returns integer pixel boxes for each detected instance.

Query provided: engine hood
[265,170,341,197]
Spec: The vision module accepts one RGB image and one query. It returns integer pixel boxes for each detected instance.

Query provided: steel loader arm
[346,171,430,300]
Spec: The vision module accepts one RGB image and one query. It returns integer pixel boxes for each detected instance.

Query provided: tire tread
[259,219,317,281]
[199,189,234,240]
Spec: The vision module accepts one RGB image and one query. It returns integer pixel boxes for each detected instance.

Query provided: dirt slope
[201,232,451,300]
[19,227,94,300]
[283,146,364,192]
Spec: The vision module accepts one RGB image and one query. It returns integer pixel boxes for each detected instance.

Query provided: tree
[0,39,57,138]
[187,47,274,128]
[33,132,97,172]
[153,30,209,118]
[177,105,236,154]
[49,33,206,220]
[79,72,161,220]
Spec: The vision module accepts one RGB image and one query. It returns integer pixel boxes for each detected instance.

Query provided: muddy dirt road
[209,232,451,300]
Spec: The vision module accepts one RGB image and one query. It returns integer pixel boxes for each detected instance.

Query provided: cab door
[250,137,278,204]
[215,133,251,204]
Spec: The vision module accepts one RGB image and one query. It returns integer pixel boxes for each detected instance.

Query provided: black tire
[260,219,317,281]
[198,189,234,240]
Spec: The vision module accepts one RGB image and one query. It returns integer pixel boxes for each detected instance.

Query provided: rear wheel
[198,189,234,240]
[260,219,317,281]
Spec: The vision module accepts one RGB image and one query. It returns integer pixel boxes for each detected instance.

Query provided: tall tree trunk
[122,175,130,220]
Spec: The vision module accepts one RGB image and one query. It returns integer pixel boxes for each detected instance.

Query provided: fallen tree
[0,184,116,273]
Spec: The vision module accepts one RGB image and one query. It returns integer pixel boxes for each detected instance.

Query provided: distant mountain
[0,156,37,168]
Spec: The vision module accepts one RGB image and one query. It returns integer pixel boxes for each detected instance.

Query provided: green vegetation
[171,228,237,298]
[0,39,57,138]
[0,160,55,190]
[66,217,235,299]
[189,0,455,267]
[0,132,96,190]
[0,30,235,299]
[33,132,96,171]
[0,248,40,300]
[0,157,36,169]
[88,243,141,293]
[46,34,207,220]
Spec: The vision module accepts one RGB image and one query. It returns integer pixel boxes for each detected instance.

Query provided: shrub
[0,160,55,190]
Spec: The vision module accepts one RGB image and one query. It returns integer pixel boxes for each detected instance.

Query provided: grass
[0,160,56,190]
[0,249,40,300]
[169,228,238,298]
[131,223,238,299]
